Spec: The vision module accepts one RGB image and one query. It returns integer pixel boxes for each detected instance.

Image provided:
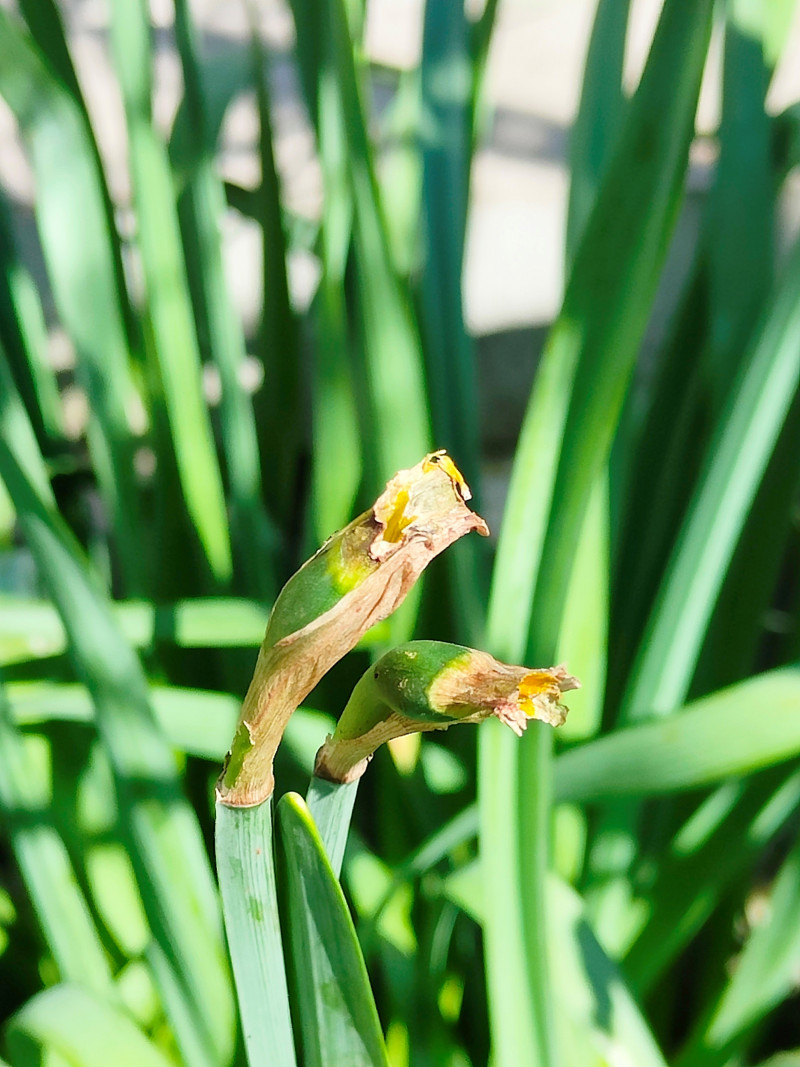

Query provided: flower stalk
[217,452,489,806]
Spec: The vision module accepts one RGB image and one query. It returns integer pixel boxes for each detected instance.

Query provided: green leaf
[443,863,668,1067]
[705,6,774,407]
[621,230,800,722]
[565,0,631,263]
[16,0,138,352]
[481,3,713,1064]
[215,799,297,1067]
[0,681,113,995]
[624,767,800,993]
[309,78,362,543]
[555,668,800,801]
[5,680,238,761]
[108,0,232,587]
[6,985,174,1067]
[248,20,303,531]
[290,0,431,492]
[418,0,478,484]
[0,596,271,663]
[0,10,145,592]
[0,189,63,446]
[277,792,389,1067]
[556,476,608,743]
[0,352,234,1067]
[306,777,359,878]
[417,0,488,645]
[171,0,275,601]
[678,825,800,1066]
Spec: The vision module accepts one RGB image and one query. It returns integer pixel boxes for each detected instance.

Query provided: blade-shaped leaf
[677,828,800,1066]
[0,596,271,662]
[109,0,232,587]
[621,231,800,723]
[171,0,275,601]
[555,668,800,801]
[481,4,714,1064]
[215,799,297,1067]
[0,10,145,592]
[443,862,668,1067]
[305,777,359,878]
[277,791,389,1067]
[6,985,174,1067]
[0,351,234,1067]
[0,681,113,995]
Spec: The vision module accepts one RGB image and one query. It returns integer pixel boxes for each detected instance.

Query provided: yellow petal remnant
[217,453,489,806]
[314,642,580,784]
[381,488,416,543]
[511,665,580,731]
[370,450,486,563]
[422,450,470,498]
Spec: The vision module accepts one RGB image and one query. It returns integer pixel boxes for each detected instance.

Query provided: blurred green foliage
[1,0,800,1064]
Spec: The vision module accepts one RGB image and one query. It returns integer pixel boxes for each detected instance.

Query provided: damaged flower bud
[217,453,489,807]
[314,641,579,784]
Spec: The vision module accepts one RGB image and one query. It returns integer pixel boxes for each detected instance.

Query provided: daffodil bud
[314,641,579,784]
[217,453,489,807]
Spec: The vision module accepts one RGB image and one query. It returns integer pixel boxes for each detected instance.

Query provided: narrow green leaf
[443,863,668,1067]
[706,4,774,407]
[587,11,800,951]
[418,0,478,484]
[171,0,275,600]
[0,352,234,1067]
[566,0,631,262]
[277,792,389,1067]
[556,668,800,801]
[609,256,710,690]
[624,767,800,993]
[678,829,800,1066]
[0,10,145,592]
[549,876,669,1067]
[309,78,361,543]
[0,190,63,445]
[359,801,480,948]
[556,476,608,743]
[468,0,499,148]
[0,596,270,663]
[291,0,431,491]
[109,0,232,586]
[0,681,113,995]
[16,0,138,354]
[693,386,800,693]
[622,231,800,722]
[479,716,543,1065]
[481,5,713,1064]
[417,0,488,644]
[5,681,238,761]
[306,777,359,877]
[6,985,174,1067]
[216,799,297,1067]
[248,19,302,531]
[523,0,715,660]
